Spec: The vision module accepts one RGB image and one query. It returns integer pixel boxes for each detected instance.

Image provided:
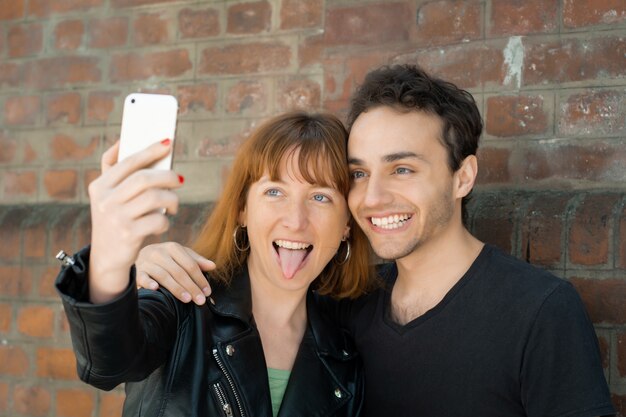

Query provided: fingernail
[181,292,192,303]
[149,281,158,290]
[178,174,185,184]
[202,287,211,296]
[195,294,206,305]
[161,138,171,145]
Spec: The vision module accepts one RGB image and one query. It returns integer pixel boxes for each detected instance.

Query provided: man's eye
[395,167,412,174]
[351,171,366,179]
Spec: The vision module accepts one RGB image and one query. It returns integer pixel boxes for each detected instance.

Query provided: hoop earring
[233,225,250,252]
[334,240,351,265]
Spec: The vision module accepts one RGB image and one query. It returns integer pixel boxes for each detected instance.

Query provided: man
[136,65,615,416]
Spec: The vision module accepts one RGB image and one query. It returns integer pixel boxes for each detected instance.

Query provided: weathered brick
[226,80,268,114]
[87,91,120,123]
[36,347,78,380]
[177,83,217,115]
[0,63,20,88]
[0,209,22,260]
[0,382,7,412]
[14,385,51,416]
[4,95,40,126]
[596,332,610,370]
[99,392,125,417]
[476,147,511,184]
[28,0,102,17]
[470,195,518,253]
[111,0,178,7]
[0,304,10,333]
[199,42,291,75]
[44,170,78,200]
[50,134,99,162]
[280,0,322,30]
[227,1,271,34]
[277,78,321,111]
[4,171,38,198]
[46,93,81,125]
[88,16,128,48]
[24,57,101,89]
[17,306,54,338]
[569,194,619,266]
[563,0,626,28]
[558,89,626,137]
[612,394,626,417]
[110,49,192,82]
[39,266,62,298]
[325,2,411,46]
[23,143,37,163]
[8,23,43,58]
[486,95,550,137]
[524,37,626,86]
[133,12,171,45]
[178,7,220,39]
[83,169,100,197]
[489,0,557,36]
[415,0,481,46]
[618,331,626,377]
[56,388,95,417]
[298,34,324,67]
[0,0,25,20]
[0,345,29,375]
[23,219,47,260]
[54,20,84,50]
[620,206,626,269]
[0,135,17,163]
[0,266,33,296]
[570,277,626,324]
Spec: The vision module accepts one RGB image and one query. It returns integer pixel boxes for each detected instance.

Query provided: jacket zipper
[212,382,234,417]
[212,348,245,417]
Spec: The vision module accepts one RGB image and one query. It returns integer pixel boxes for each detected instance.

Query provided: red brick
[520,194,571,267]
[177,83,217,115]
[24,143,37,163]
[620,206,626,269]
[110,49,192,82]
[198,132,247,158]
[49,207,86,256]
[28,0,102,17]
[46,93,81,125]
[83,169,100,197]
[563,0,626,28]
[570,277,626,324]
[325,2,411,46]
[99,392,125,417]
[54,20,84,50]
[24,57,101,89]
[470,195,517,253]
[0,345,28,376]
[415,0,481,46]
[133,13,171,45]
[88,16,128,48]
[39,266,62,299]
[280,0,322,29]
[36,347,78,380]
[4,95,40,126]
[0,266,33,296]
[476,147,511,184]
[4,171,38,197]
[569,194,619,266]
[612,394,626,417]
[524,37,626,86]
[227,1,271,34]
[618,332,626,377]
[199,42,291,75]
[299,34,324,67]
[17,306,54,338]
[23,220,46,260]
[178,7,220,39]
[44,170,78,200]
[226,81,268,114]
[277,78,321,111]
[559,90,626,137]
[14,385,51,416]
[87,91,119,123]
[56,388,95,417]
[0,304,10,333]
[486,95,549,137]
[111,0,178,7]
[0,382,7,412]
[490,0,557,36]
[50,134,99,162]
[0,209,23,260]
[0,135,17,163]
[8,23,43,57]
[0,0,24,20]
[0,63,20,87]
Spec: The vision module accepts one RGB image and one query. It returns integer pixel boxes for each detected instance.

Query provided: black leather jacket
[56,247,364,417]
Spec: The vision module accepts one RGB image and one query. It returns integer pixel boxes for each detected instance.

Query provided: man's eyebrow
[348,152,427,165]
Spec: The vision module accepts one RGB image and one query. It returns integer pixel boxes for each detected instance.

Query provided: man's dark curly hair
[346,64,483,225]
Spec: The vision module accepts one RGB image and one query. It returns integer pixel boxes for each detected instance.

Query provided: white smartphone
[117,93,178,170]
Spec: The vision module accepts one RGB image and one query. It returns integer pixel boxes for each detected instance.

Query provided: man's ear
[454,155,478,199]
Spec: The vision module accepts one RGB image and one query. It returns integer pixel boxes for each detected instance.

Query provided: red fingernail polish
[161,138,171,145]
[178,174,185,184]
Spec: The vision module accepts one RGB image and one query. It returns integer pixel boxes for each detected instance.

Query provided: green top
[267,367,291,417]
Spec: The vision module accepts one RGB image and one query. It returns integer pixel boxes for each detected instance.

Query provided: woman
[56,112,373,416]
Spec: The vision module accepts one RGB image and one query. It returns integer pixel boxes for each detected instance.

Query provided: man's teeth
[371,214,411,229]
[274,240,311,250]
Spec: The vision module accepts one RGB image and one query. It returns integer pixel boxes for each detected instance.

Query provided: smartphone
[117,93,178,170]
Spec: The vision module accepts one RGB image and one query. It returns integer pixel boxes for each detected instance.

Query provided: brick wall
[0,0,624,415]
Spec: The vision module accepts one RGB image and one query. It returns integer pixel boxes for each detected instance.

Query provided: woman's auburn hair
[192,111,374,299]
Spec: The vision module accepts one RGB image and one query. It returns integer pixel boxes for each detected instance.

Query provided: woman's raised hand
[88,139,183,304]
[136,242,215,305]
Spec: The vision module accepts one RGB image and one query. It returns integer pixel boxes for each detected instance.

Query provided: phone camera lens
[131,98,136,104]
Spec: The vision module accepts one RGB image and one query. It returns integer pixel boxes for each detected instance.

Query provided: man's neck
[390,227,484,325]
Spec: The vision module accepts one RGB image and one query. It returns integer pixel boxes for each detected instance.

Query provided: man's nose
[362,175,393,208]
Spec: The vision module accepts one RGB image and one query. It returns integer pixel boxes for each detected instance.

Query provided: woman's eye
[265,189,282,197]
[313,194,330,203]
